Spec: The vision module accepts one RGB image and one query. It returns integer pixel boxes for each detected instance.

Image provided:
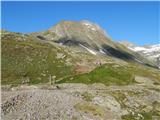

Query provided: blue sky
[1,1,159,45]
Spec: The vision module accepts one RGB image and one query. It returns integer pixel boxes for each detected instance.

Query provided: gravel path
[1,83,160,120]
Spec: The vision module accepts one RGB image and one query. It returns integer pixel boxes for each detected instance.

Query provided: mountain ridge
[28,20,157,67]
[120,41,160,67]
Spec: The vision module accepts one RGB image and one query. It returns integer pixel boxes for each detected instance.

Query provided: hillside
[1,20,159,85]
[1,20,160,120]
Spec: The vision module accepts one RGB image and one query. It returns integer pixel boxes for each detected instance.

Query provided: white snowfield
[128,44,160,58]
[129,46,148,51]
[129,44,160,52]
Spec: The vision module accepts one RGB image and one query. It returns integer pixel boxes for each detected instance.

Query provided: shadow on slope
[55,38,89,47]
[102,44,134,60]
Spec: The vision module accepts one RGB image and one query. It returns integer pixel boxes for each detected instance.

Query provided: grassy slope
[57,62,160,85]
[1,31,74,85]
[128,62,160,81]
[2,31,160,86]
[56,64,136,85]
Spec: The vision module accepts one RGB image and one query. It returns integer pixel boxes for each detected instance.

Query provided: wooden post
[52,76,56,84]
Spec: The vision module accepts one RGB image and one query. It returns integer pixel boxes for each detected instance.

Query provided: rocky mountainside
[37,20,115,49]
[1,20,160,120]
[32,20,156,65]
[2,20,159,85]
[120,41,160,67]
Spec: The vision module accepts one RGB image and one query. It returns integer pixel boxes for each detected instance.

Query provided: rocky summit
[1,20,160,120]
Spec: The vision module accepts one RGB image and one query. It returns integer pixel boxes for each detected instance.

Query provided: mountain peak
[80,20,96,26]
[44,20,115,50]
[51,20,103,32]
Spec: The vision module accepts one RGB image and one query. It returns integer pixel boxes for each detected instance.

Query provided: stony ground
[1,79,160,120]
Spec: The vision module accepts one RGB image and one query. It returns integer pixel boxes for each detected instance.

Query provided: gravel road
[1,83,160,120]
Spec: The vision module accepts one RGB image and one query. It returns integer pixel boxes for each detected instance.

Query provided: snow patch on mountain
[79,44,97,55]
[99,49,106,54]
